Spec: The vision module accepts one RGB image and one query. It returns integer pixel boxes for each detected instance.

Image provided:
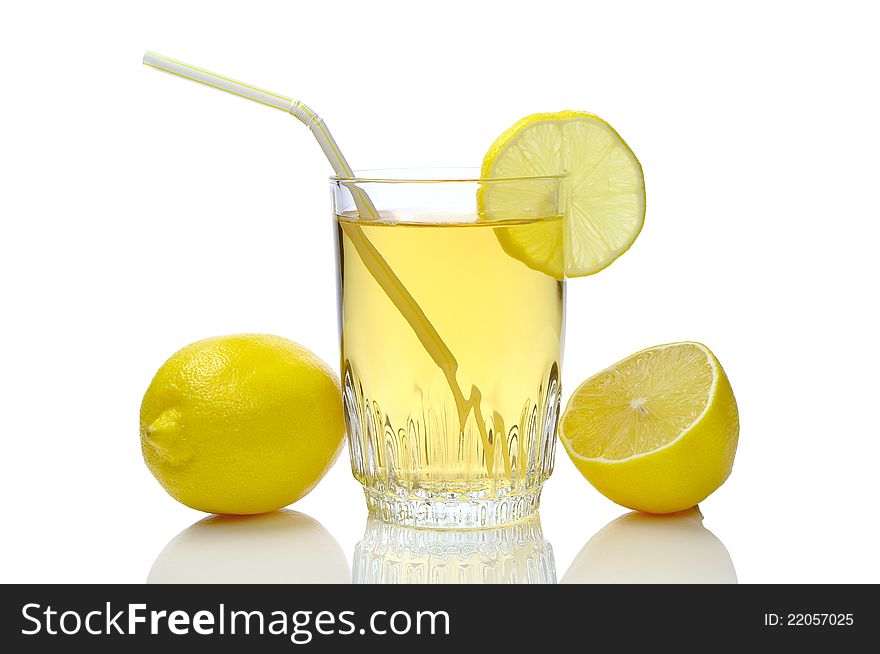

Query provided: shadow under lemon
[353,514,555,584]
[561,507,737,584]
[148,510,349,584]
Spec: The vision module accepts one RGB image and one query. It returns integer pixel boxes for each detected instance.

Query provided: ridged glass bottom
[343,361,561,528]
[353,514,556,584]
[364,485,543,529]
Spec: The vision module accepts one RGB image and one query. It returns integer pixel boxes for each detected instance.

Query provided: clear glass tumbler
[333,169,566,528]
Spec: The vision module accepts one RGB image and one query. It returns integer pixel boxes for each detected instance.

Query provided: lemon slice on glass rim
[479,110,645,278]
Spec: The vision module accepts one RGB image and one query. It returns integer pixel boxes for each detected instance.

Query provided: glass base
[363,485,543,529]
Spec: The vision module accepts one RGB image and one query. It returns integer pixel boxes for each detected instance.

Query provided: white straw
[143,51,375,215]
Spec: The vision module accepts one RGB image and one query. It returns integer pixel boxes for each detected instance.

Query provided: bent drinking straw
[142,52,375,217]
[143,53,497,468]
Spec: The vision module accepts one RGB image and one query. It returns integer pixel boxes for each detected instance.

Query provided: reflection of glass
[353,514,555,584]
[562,507,737,584]
[148,510,349,584]
[333,170,565,529]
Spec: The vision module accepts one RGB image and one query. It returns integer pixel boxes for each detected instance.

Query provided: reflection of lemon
[148,510,349,583]
[561,508,737,584]
[140,334,344,515]
[561,342,739,514]
[480,110,645,278]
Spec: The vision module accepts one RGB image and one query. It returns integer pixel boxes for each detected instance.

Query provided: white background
[1,0,878,584]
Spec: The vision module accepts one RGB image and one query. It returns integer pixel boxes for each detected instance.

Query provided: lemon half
[560,342,739,514]
[480,110,645,278]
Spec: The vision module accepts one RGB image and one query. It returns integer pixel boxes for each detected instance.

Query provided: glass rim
[330,166,568,184]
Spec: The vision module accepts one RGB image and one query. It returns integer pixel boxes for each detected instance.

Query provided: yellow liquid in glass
[336,213,564,527]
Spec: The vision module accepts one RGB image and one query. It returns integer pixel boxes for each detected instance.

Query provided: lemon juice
[336,211,564,527]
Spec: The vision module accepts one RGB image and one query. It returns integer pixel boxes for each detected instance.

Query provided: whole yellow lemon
[140,334,344,514]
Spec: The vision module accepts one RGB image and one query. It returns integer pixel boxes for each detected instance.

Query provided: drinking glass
[333,169,565,528]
